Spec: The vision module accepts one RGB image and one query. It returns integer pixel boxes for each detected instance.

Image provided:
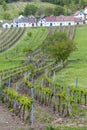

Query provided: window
[16,24,18,28]
[68,22,71,26]
[50,23,52,26]
[5,25,8,28]
[11,24,13,28]
[60,23,62,26]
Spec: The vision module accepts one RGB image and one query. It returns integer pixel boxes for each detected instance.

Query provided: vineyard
[0,28,25,53]
[0,25,87,130]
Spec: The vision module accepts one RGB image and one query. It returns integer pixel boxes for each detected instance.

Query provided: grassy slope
[56,25,87,87]
[1,25,87,87]
[0,27,49,70]
[0,1,56,19]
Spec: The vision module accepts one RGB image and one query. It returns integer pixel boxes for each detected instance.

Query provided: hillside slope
[0,27,49,70]
[0,1,56,19]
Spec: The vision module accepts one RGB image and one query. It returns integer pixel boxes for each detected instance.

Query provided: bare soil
[0,102,24,130]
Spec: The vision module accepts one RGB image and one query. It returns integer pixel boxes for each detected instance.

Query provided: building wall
[74,13,85,20]
[84,8,87,15]
[3,24,11,28]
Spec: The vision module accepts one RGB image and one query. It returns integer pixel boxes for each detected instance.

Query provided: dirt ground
[0,101,46,130]
[0,102,25,130]
[0,100,87,130]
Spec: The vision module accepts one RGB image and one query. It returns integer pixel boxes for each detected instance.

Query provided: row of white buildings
[2,6,87,28]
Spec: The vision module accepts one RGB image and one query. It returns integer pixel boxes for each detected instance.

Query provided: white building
[3,23,11,28]
[73,10,85,20]
[0,20,3,23]
[37,16,59,27]
[83,6,87,19]
[57,15,75,26]
[28,15,37,27]
[13,15,29,28]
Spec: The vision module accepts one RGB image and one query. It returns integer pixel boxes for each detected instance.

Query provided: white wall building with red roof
[37,16,59,27]
[83,6,87,17]
[37,15,84,27]
[73,10,85,20]
[57,15,75,26]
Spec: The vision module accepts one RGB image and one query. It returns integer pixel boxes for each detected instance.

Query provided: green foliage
[24,4,38,16]
[45,7,54,16]
[3,12,12,20]
[2,1,7,11]
[42,32,76,65]
[45,125,87,130]
[27,32,32,37]
[46,125,55,130]
[3,88,33,110]
[42,87,53,96]
[22,48,33,54]
[53,6,65,16]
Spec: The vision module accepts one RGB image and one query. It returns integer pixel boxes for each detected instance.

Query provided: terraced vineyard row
[0,28,25,53]
[22,72,87,116]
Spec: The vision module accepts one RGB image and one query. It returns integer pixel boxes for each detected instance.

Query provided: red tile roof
[57,15,65,21]
[28,15,36,24]
[57,16,74,22]
[43,15,83,23]
[63,16,75,21]
[85,6,87,9]
[73,11,81,16]
[74,18,83,22]
[45,16,58,22]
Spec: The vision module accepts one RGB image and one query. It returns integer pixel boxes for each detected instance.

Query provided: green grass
[0,27,49,70]
[46,126,87,130]
[56,25,87,87]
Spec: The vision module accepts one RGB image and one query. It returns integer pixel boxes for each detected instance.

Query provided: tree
[37,7,45,17]
[24,4,38,16]
[42,32,76,66]
[3,12,12,20]
[54,6,65,16]
[2,1,7,11]
[45,7,54,16]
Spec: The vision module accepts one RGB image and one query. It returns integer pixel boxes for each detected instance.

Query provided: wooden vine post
[53,71,56,113]
[0,76,2,100]
[8,77,11,88]
[16,82,18,93]
[31,78,34,128]
[75,77,78,103]
[76,77,78,87]
[67,87,71,116]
